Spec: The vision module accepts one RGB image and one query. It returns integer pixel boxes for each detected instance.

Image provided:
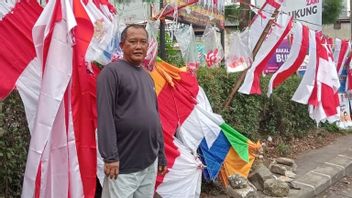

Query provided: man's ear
[119,42,123,49]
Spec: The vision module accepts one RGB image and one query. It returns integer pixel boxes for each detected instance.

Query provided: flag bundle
[150,60,260,197]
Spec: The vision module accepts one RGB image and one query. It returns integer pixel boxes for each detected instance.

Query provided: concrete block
[327,155,352,175]
[288,184,314,198]
[293,171,330,195]
[334,154,352,176]
[313,163,344,184]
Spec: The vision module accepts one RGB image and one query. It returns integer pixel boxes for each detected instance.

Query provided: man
[97,24,167,198]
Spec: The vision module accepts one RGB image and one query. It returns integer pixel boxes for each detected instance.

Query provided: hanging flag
[21,0,83,197]
[292,30,340,123]
[249,0,284,51]
[71,0,101,196]
[333,38,350,76]
[0,0,42,100]
[268,22,309,96]
[239,13,293,95]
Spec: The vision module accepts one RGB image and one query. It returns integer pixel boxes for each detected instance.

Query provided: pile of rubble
[225,157,299,198]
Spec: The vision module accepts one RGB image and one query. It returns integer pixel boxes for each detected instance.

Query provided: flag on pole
[292,30,340,123]
[268,22,309,96]
[239,13,293,95]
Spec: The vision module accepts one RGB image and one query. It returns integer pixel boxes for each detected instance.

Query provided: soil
[262,129,346,163]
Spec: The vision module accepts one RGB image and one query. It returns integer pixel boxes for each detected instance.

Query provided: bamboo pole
[223,8,280,109]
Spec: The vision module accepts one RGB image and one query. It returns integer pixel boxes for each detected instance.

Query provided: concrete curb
[288,147,352,198]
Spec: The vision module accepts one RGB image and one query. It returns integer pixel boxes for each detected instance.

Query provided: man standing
[97,24,167,198]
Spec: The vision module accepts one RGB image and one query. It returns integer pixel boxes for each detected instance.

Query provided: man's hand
[158,165,167,175]
[104,161,119,180]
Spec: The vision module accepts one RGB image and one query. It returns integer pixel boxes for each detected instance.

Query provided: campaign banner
[256,0,322,31]
[264,38,290,73]
[337,93,352,129]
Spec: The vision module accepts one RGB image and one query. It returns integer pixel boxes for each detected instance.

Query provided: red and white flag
[292,30,340,124]
[21,0,84,197]
[239,13,293,95]
[267,22,309,96]
[333,38,350,76]
[248,0,284,52]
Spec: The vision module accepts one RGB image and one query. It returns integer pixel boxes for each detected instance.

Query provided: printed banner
[337,93,352,128]
[256,0,322,31]
[264,38,290,73]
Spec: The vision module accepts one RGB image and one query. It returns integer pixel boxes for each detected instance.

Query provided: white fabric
[239,13,292,94]
[309,38,340,124]
[268,22,304,96]
[292,30,340,124]
[16,58,41,135]
[156,138,202,198]
[176,87,224,152]
[333,38,350,75]
[292,30,317,104]
[21,0,83,197]
[249,1,280,51]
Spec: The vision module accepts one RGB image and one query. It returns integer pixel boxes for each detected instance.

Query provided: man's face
[120,27,148,66]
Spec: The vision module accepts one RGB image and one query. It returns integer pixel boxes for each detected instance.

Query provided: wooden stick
[223,8,279,109]
[152,0,199,20]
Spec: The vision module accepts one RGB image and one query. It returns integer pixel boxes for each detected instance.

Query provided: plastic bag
[85,15,122,67]
[174,24,200,71]
[225,29,252,73]
[143,20,159,71]
[201,25,224,68]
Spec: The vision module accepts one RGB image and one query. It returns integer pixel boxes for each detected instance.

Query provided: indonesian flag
[292,30,340,124]
[0,0,42,100]
[239,13,293,95]
[268,22,309,96]
[249,0,284,52]
[20,0,84,197]
[333,38,350,76]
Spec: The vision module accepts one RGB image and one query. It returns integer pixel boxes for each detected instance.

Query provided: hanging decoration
[201,24,223,68]
[174,24,200,71]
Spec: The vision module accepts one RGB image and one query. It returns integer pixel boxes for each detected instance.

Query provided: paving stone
[288,183,314,198]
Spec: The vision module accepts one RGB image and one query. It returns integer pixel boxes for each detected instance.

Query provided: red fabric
[250,18,293,94]
[308,33,321,107]
[72,0,97,197]
[155,71,199,188]
[267,0,282,9]
[272,25,309,89]
[321,84,338,116]
[336,40,349,73]
[0,1,42,100]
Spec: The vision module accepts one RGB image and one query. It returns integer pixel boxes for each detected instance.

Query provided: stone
[285,170,296,179]
[277,175,293,183]
[270,164,287,175]
[228,174,248,189]
[276,157,296,167]
[248,163,273,191]
[263,179,290,197]
[226,183,257,198]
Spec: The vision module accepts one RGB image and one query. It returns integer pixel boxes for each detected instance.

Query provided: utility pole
[159,0,166,60]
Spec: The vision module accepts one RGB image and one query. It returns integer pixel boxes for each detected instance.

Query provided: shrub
[0,91,30,197]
